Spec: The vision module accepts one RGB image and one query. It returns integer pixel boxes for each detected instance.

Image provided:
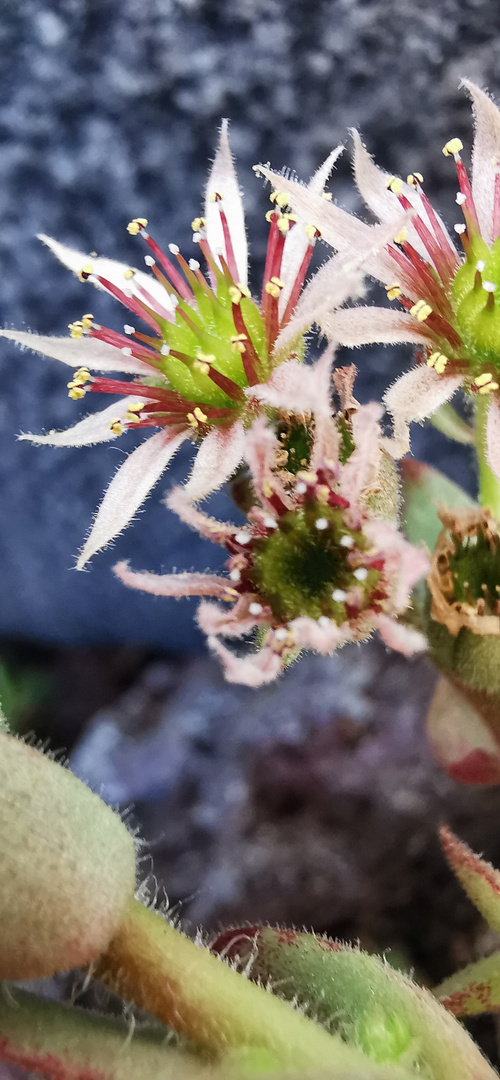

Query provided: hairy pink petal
[255,166,405,286]
[204,120,248,286]
[275,252,364,352]
[464,80,500,245]
[339,401,384,503]
[38,234,173,313]
[290,616,349,653]
[207,637,282,687]
[166,486,235,543]
[384,367,462,455]
[375,613,427,655]
[279,145,344,315]
[365,518,429,609]
[77,428,187,568]
[249,351,335,422]
[351,130,456,266]
[182,421,246,502]
[486,395,500,482]
[0,330,154,376]
[197,597,259,638]
[244,417,291,511]
[18,396,148,448]
[114,562,230,598]
[427,677,500,786]
[322,306,429,346]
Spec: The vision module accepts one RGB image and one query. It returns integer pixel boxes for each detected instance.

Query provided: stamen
[353,567,368,582]
[442,138,464,157]
[410,299,432,322]
[314,518,329,530]
[332,589,347,603]
[386,283,401,300]
[426,352,448,375]
[249,602,263,615]
[386,176,403,194]
[109,418,124,436]
[406,172,424,188]
[340,535,354,548]
[127,218,148,235]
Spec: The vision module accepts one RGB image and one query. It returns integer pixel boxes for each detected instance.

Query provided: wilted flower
[115,355,428,686]
[258,82,500,479]
[0,125,374,568]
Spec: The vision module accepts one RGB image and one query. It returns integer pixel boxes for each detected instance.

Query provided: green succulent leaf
[440,826,500,934]
[435,953,500,1016]
[401,459,475,552]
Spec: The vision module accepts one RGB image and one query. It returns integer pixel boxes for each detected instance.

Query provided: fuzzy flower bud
[0,733,136,979]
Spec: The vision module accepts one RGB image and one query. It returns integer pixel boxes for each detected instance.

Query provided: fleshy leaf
[0,986,208,1080]
[435,953,500,1016]
[401,458,476,552]
[210,927,494,1080]
[440,826,500,933]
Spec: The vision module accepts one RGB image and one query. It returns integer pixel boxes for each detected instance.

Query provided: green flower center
[447,525,500,613]
[453,237,500,375]
[249,502,382,623]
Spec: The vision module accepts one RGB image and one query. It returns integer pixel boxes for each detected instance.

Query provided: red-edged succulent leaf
[435,953,500,1016]
[427,677,500,786]
[440,826,500,932]
[210,926,495,1080]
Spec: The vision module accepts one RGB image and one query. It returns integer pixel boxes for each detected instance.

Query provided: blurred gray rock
[0,0,494,646]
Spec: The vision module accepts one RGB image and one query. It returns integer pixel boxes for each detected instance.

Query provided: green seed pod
[0,733,136,979]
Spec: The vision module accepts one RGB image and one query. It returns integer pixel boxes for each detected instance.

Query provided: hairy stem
[95,898,399,1075]
[475,396,500,517]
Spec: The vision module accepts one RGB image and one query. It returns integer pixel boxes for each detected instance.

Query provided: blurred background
[3,0,500,1058]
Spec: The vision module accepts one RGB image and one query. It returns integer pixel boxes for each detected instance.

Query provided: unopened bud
[0,733,136,978]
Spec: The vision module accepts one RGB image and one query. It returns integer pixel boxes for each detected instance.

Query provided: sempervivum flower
[0,124,371,569]
[257,82,500,478]
[115,355,428,686]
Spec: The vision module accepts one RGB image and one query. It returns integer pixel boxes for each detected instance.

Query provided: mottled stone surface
[0,0,490,646]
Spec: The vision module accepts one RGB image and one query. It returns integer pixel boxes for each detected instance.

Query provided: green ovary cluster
[249,503,381,624]
[448,528,500,613]
[453,236,500,375]
[156,278,268,407]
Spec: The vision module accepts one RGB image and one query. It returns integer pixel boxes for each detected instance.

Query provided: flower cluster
[115,364,427,685]
[8,80,500,693]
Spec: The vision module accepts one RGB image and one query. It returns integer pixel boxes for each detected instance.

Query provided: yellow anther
[265,282,281,298]
[208,190,223,203]
[393,228,407,245]
[265,209,275,223]
[109,419,123,436]
[426,352,448,374]
[78,263,94,282]
[81,313,94,328]
[386,176,403,195]
[478,381,499,394]
[187,411,199,428]
[386,283,401,301]
[321,192,333,201]
[68,321,83,339]
[196,351,216,364]
[443,138,463,157]
[236,283,251,298]
[304,225,319,241]
[263,481,273,498]
[193,407,208,424]
[229,286,242,304]
[316,485,330,504]
[277,215,291,233]
[406,172,424,187]
[191,217,206,232]
[231,333,247,353]
[194,359,210,375]
[68,386,86,400]
[296,470,316,484]
[123,268,136,280]
[126,400,145,412]
[270,191,289,207]
[71,367,91,386]
[126,218,148,235]
[125,412,141,424]
[410,299,432,322]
